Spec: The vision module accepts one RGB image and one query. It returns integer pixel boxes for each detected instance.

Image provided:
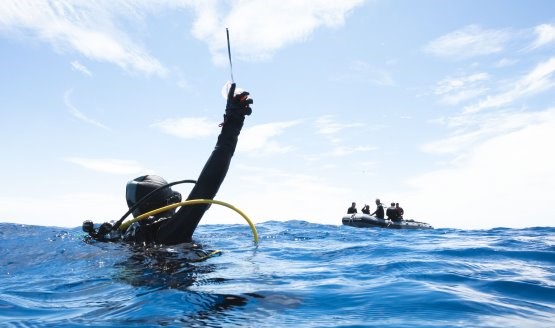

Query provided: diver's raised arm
[155,83,253,244]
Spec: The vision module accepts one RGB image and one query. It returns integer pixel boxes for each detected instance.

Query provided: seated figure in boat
[361,204,370,215]
[387,203,402,221]
[347,202,358,214]
[396,203,404,220]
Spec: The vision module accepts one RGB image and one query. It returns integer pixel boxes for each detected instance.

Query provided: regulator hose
[119,199,259,243]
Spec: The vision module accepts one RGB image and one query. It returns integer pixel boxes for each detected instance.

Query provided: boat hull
[342,214,433,229]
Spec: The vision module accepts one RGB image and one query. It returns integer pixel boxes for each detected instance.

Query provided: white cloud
[191,0,364,63]
[238,120,300,154]
[310,115,375,159]
[408,111,555,229]
[441,88,489,107]
[464,57,555,114]
[495,58,519,68]
[304,144,377,162]
[0,1,364,73]
[423,128,483,155]
[66,157,148,175]
[71,60,92,76]
[425,25,511,58]
[422,46,555,229]
[206,165,350,224]
[530,23,555,49]
[434,72,490,105]
[330,145,376,157]
[64,89,109,130]
[435,73,490,94]
[151,117,220,139]
[315,115,364,134]
[423,108,555,154]
[332,60,394,86]
[0,1,167,76]
[152,118,300,153]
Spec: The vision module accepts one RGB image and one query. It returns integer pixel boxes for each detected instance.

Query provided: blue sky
[1,0,554,230]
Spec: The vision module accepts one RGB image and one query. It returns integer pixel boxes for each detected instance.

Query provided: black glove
[226,83,253,117]
[82,220,114,241]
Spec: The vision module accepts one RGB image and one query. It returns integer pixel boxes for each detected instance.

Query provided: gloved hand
[226,83,253,117]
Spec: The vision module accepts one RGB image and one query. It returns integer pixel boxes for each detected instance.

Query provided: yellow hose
[119,199,259,243]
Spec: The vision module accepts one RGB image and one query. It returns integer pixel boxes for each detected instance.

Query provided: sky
[1,0,554,230]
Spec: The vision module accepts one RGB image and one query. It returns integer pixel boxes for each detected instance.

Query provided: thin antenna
[226,28,234,83]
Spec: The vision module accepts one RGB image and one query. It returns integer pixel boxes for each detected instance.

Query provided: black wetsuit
[361,206,370,215]
[396,207,404,219]
[347,206,357,214]
[371,204,384,219]
[386,206,398,221]
[123,114,245,245]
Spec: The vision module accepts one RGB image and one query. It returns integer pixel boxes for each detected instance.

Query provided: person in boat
[83,83,253,245]
[347,202,358,214]
[386,202,400,221]
[361,204,370,215]
[395,203,404,220]
[370,199,384,219]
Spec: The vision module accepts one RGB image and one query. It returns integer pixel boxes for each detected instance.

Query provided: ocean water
[1,221,554,327]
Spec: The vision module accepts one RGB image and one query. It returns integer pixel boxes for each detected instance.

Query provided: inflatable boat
[342,214,433,229]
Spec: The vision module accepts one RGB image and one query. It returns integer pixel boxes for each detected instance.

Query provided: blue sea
[1,221,554,327]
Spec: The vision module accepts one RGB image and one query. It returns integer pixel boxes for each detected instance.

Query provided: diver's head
[126,175,182,218]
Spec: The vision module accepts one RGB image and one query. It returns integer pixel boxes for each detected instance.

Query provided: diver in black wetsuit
[361,204,370,215]
[83,83,253,245]
[386,202,399,221]
[395,203,404,220]
[347,202,358,214]
[370,199,384,219]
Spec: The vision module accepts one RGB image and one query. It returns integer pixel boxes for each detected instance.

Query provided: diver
[396,203,404,220]
[347,202,358,214]
[386,202,399,221]
[83,83,253,245]
[361,204,370,215]
[370,199,384,219]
